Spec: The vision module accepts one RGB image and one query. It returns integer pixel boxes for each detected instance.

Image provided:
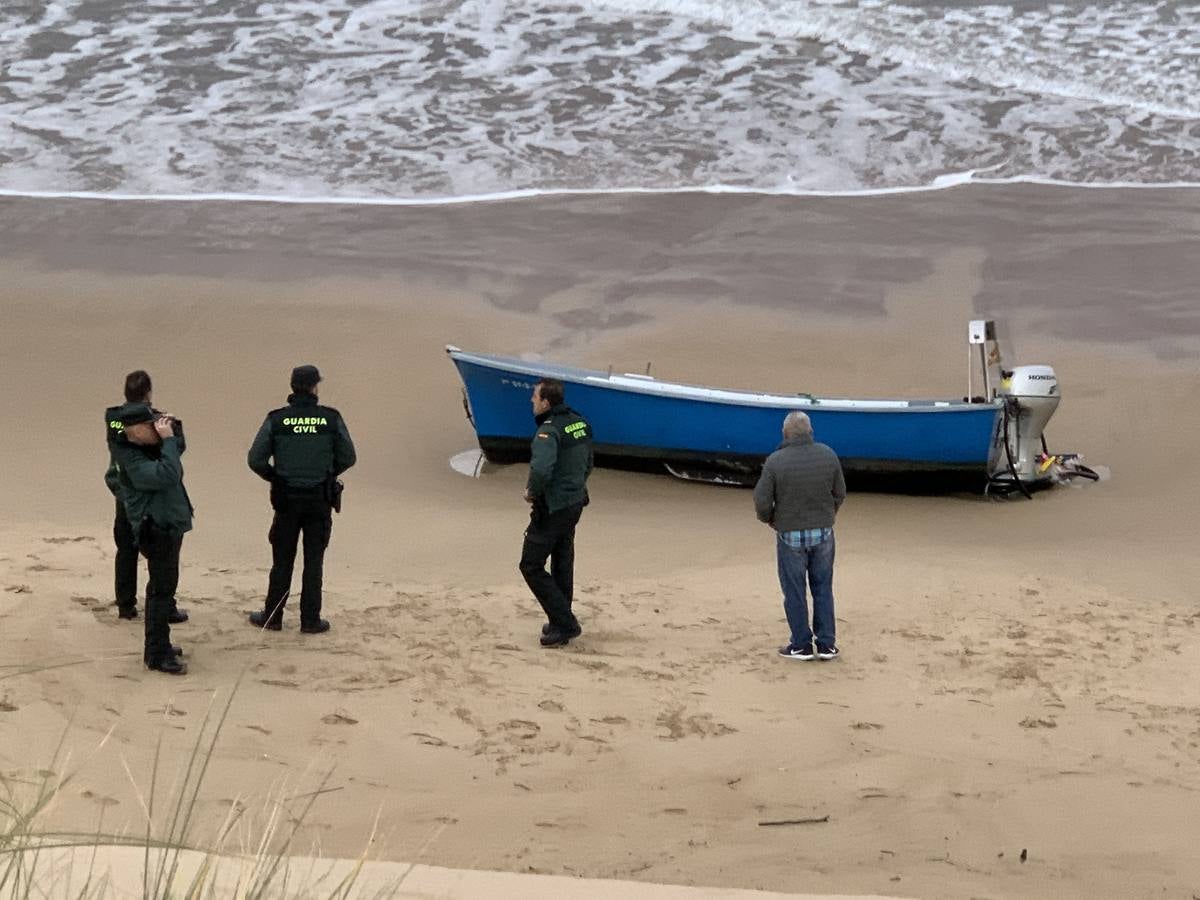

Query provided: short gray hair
[782,410,813,440]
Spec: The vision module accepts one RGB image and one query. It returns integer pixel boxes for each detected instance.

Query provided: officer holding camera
[104,370,189,625]
[111,404,194,675]
[247,365,356,634]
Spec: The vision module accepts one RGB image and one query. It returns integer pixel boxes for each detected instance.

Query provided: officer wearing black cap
[112,403,193,675]
[247,365,356,633]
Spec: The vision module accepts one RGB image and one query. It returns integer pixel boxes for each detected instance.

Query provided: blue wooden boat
[447,323,1063,489]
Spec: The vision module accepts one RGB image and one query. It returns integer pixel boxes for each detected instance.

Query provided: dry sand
[1,186,1199,898]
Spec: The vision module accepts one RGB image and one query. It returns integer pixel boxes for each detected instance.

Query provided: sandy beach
[2,185,1200,898]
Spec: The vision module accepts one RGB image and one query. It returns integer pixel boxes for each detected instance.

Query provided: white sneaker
[778,643,815,661]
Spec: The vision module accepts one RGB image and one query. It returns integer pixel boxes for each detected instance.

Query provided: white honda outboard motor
[968,320,1066,494]
[993,365,1060,483]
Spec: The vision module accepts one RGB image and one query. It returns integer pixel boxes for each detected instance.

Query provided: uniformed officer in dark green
[519,378,593,647]
[112,404,193,675]
[247,365,356,633]
[104,370,188,624]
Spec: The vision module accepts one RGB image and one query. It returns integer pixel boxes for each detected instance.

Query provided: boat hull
[449,350,1003,486]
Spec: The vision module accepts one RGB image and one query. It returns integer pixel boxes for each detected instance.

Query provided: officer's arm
[117,439,183,491]
[752,459,776,525]
[103,415,121,495]
[831,457,847,513]
[174,420,187,455]
[104,458,121,496]
[526,426,558,497]
[247,416,276,481]
[332,415,357,476]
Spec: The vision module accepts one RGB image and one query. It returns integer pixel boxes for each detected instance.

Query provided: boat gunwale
[447,347,1001,414]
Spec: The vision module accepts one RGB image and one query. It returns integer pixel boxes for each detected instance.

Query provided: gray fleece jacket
[753,435,846,531]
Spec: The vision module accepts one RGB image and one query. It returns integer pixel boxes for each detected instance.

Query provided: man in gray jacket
[753,411,846,661]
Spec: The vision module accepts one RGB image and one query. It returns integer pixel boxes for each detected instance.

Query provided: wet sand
[1,185,1199,898]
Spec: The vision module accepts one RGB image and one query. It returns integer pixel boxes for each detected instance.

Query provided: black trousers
[139,523,182,664]
[519,502,584,632]
[264,492,332,626]
[113,499,139,611]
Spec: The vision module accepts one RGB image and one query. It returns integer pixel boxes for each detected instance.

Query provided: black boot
[249,610,282,631]
[147,654,187,675]
[539,624,581,647]
[300,619,330,634]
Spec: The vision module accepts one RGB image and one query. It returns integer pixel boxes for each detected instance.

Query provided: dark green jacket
[247,393,356,490]
[104,402,186,496]
[527,405,593,513]
[113,436,194,538]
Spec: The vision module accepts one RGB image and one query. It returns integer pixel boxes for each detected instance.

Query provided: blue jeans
[776,533,836,649]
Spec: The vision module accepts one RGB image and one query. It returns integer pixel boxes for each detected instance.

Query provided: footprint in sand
[591,715,628,726]
[656,708,736,740]
[858,788,891,800]
[321,711,358,725]
[1019,717,1057,729]
[850,722,884,730]
[43,536,94,544]
[411,732,448,747]
[4,585,32,594]
[500,719,541,739]
[0,699,18,713]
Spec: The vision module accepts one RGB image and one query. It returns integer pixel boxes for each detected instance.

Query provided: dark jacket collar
[778,434,815,451]
[287,392,319,407]
[535,403,570,426]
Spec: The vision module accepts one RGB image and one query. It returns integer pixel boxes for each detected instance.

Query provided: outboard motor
[968,320,1075,496]
[993,365,1060,483]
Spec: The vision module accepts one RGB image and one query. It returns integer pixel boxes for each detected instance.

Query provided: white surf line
[971,175,1200,190]
[1,171,1198,208]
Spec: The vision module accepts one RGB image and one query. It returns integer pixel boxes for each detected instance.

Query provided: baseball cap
[119,404,156,426]
[290,364,322,390]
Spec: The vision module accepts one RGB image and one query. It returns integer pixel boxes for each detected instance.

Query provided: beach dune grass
[0,674,394,899]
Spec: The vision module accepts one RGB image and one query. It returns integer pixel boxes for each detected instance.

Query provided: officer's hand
[153,416,174,439]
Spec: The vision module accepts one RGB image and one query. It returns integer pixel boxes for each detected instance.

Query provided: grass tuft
[0,673,398,899]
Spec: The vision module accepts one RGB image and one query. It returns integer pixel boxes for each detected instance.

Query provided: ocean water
[1,0,1198,202]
